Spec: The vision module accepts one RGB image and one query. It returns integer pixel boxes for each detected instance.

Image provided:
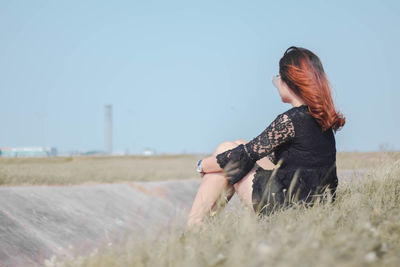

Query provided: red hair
[279,47,345,132]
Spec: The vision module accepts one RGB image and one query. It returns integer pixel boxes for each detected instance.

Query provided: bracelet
[196,159,203,173]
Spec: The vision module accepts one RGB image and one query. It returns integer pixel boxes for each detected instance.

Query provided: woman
[186,46,345,229]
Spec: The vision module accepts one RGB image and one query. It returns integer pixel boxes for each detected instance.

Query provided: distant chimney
[105,105,112,154]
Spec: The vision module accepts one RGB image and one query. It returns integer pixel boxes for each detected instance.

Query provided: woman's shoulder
[278,104,309,121]
[280,105,335,136]
[267,104,311,133]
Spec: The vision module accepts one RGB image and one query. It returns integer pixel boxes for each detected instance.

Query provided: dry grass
[1,151,399,186]
[41,153,400,267]
[335,151,400,170]
[0,154,204,186]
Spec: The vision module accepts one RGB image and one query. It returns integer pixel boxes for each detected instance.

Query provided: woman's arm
[209,113,295,184]
[244,113,295,162]
[200,143,252,174]
[201,155,222,173]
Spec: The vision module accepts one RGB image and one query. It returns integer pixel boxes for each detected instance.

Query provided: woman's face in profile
[272,74,292,103]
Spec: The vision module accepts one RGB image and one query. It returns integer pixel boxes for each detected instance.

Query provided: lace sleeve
[245,113,295,162]
[216,144,255,185]
[215,113,295,185]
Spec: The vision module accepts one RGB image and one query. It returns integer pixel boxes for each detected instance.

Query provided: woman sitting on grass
[186,46,346,229]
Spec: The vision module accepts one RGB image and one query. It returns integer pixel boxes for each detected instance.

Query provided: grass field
[0,154,204,186]
[1,151,399,186]
[1,152,400,266]
[41,152,400,267]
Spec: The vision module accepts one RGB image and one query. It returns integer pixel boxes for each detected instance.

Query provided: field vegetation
[1,151,399,186]
[1,152,400,266]
[0,154,203,186]
[45,153,400,267]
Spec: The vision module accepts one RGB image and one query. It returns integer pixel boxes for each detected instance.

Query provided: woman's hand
[199,156,224,174]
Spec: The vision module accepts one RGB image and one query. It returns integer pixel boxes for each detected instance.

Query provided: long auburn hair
[279,46,345,132]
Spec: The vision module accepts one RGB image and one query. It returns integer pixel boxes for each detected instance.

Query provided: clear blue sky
[1,0,399,154]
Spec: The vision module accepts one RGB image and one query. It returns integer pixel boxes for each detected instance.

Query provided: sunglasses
[271,74,280,88]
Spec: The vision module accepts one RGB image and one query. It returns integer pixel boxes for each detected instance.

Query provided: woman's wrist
[196,159,204,174]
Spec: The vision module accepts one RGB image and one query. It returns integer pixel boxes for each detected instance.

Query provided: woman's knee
[213,141,238,155]
[234,139,247,145]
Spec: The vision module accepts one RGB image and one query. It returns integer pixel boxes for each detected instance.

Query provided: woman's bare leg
[186,140,276,229]
[186,141,242,230]
[209,140,246,210]
[233,147,276,210]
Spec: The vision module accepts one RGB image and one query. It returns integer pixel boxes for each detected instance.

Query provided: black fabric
[215,105,338,214]
[251,164,338,215]
[216,144,256,185]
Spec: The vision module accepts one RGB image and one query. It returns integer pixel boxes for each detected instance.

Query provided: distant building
[105,104,113,154]
[82,150,106,156]
[0,147,58,157]
[143,148,155,156]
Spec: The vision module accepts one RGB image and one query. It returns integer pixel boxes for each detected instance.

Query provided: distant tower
[105,104,113,154]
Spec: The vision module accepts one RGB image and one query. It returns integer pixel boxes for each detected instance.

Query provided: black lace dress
[216,105,338,215]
